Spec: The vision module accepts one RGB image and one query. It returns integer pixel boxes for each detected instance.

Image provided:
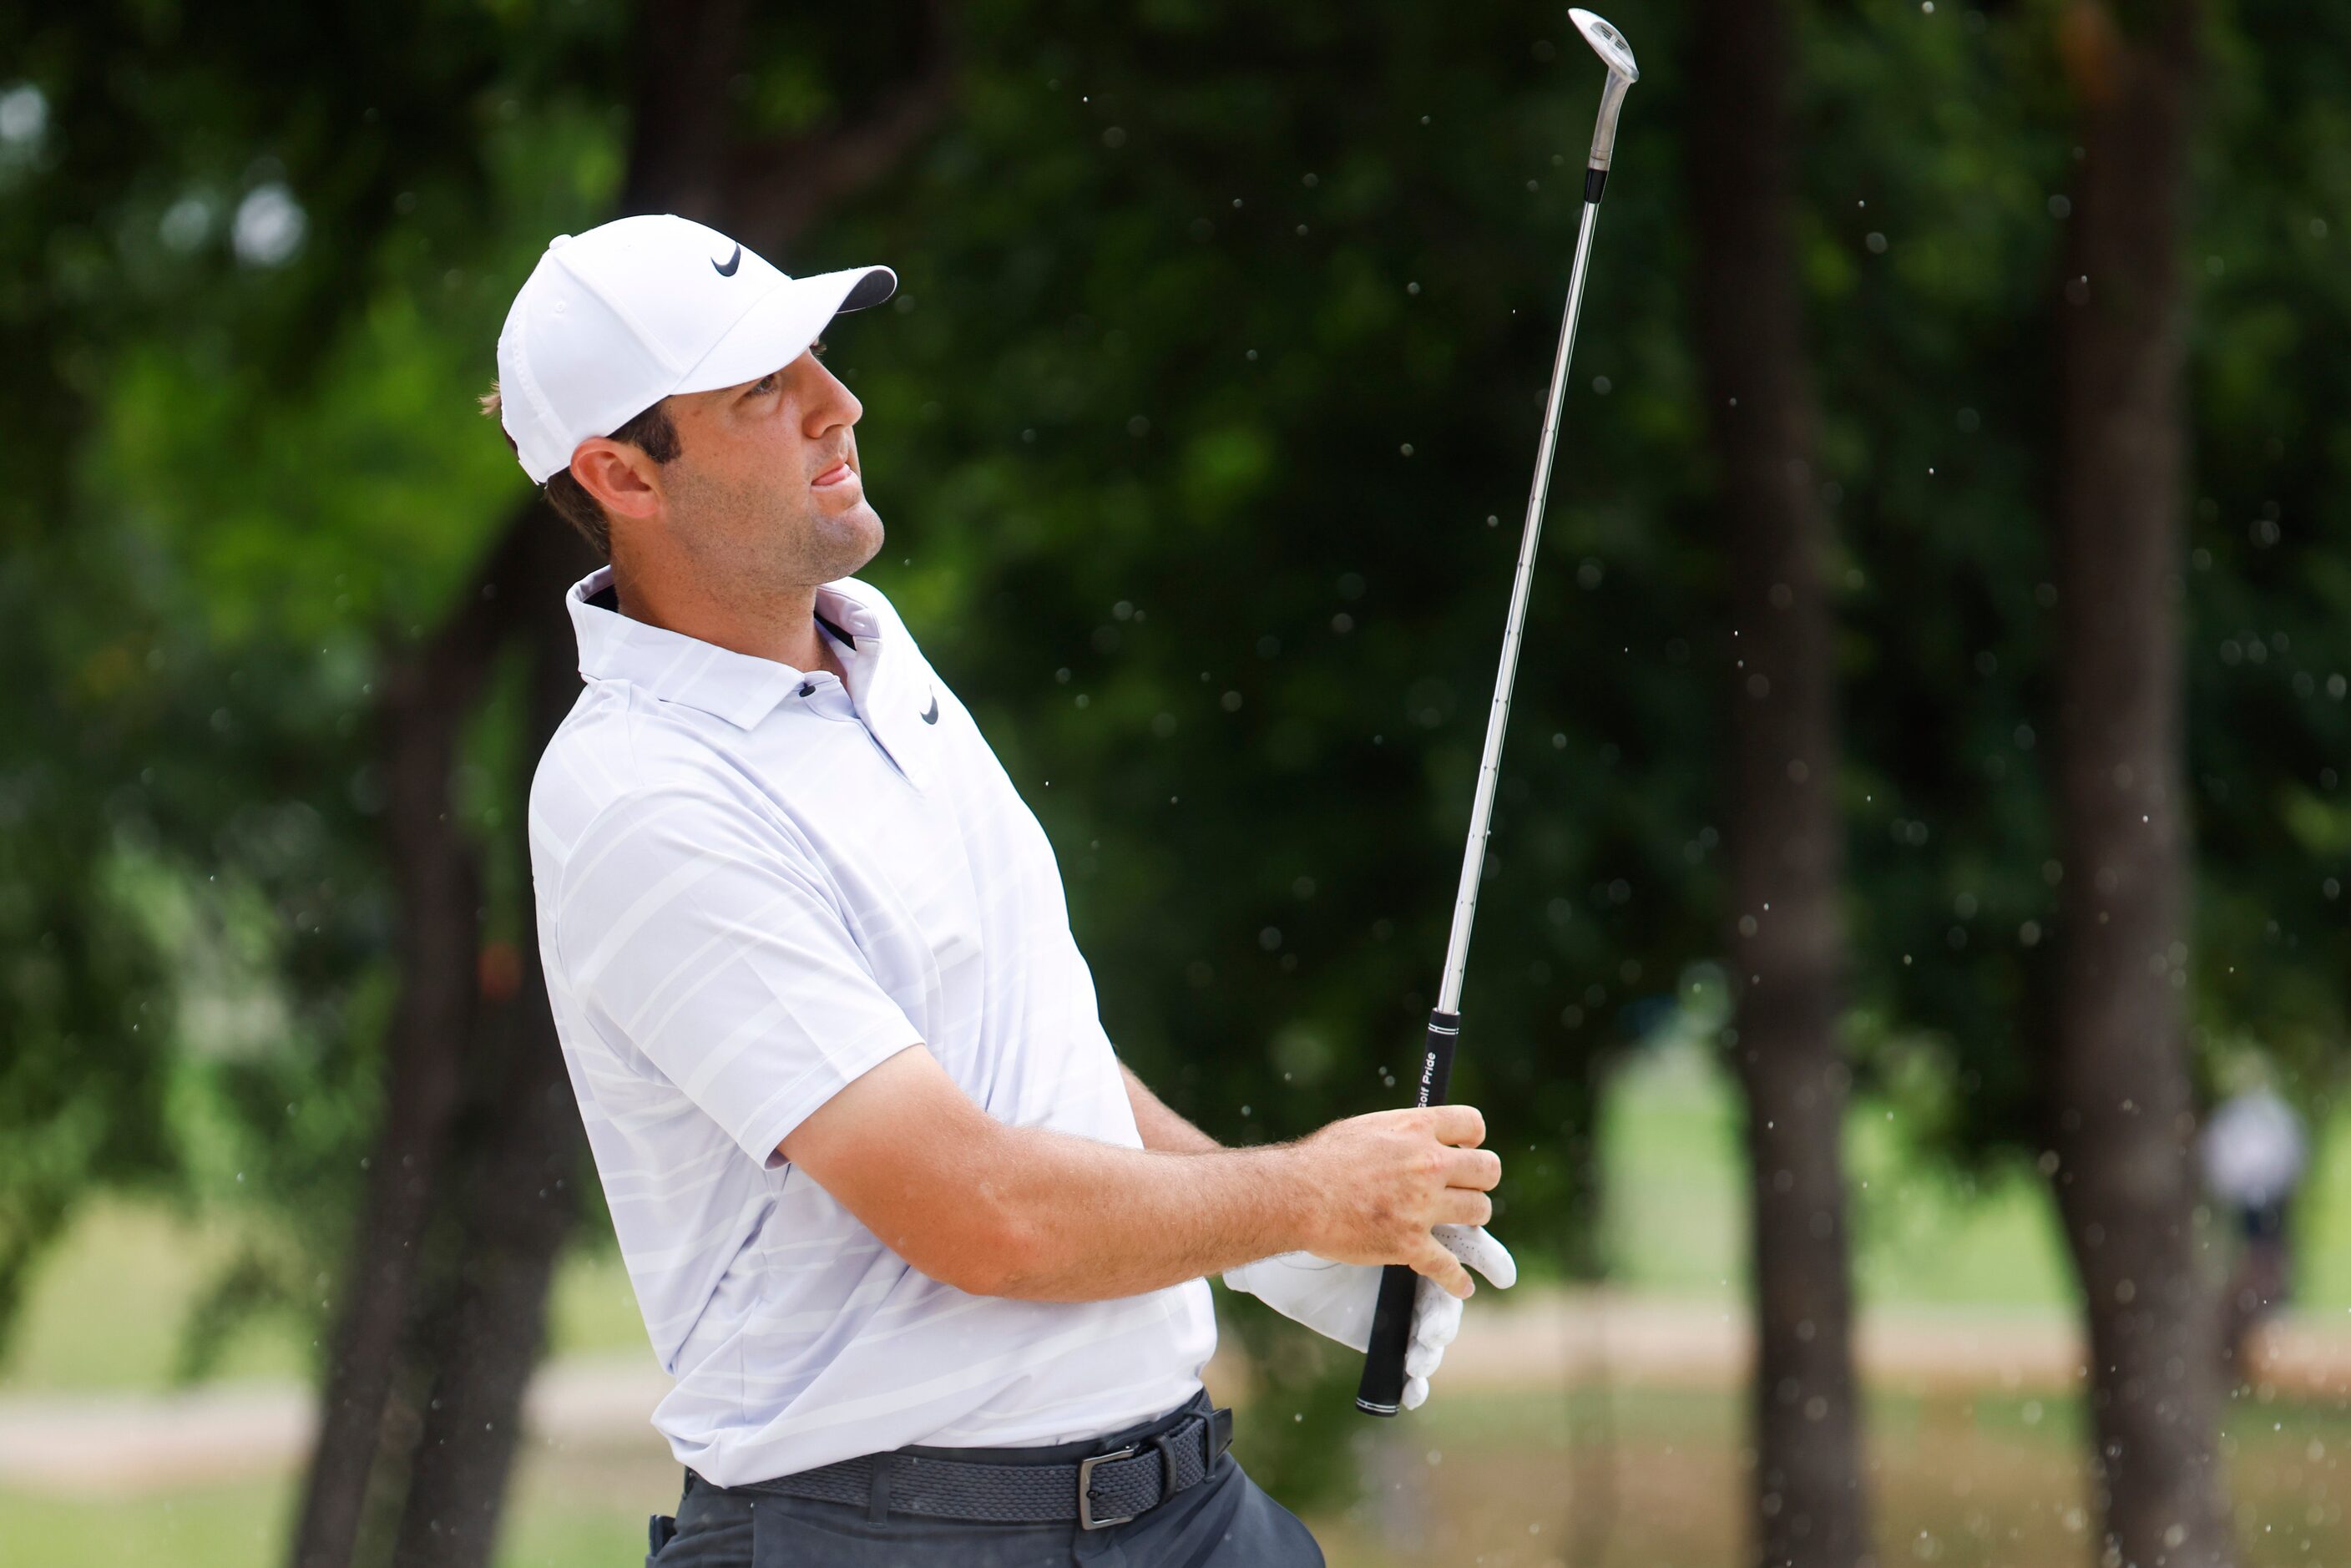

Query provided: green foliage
[5,0,2351,1379]
[1800,0,2351,1154]
[0,0,627,1361]
[1216,1288,1370,1512]
[825,1,1721,1268]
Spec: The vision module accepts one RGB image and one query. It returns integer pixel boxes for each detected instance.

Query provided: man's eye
[750,373,779,397]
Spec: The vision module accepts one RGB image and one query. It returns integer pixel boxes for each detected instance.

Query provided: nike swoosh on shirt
[920,691,939,725]
[712,245,742,277]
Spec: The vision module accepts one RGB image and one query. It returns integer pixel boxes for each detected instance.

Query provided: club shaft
[1435,198,1603,1014]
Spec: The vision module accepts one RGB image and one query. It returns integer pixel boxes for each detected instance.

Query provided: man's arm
[781,1045,1498,1305]
[1121,1062,1221,1154]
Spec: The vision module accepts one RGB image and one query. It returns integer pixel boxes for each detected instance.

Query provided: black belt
[715,1402,1233,1532]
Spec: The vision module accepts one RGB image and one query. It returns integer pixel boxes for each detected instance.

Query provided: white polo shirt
[528,566,1216,1488]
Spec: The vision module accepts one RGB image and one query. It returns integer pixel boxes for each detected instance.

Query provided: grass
[0,1204,650,1394]
[1,1474,291,1565]
[12,1048,2351,1565]
[1600,1040,2351,1313]
[1608,1044,2172,1316]
[9,1385,2351,1567]
[1311,1383,2351,1567]
[0,1429,685,1568]
[11,1044,2351,1393]
[1599,1043,2081,1308]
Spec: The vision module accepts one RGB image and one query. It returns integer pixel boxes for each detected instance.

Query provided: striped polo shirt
[528,565,1216,1488]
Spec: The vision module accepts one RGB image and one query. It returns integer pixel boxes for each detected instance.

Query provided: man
[492,215,1516,1566]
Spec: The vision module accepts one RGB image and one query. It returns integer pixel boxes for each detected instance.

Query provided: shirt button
[799,682,815,697]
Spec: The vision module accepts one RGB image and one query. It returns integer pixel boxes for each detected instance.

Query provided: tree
[294,508,596,1568]
[2,0,1716,1545]
[0,0,515,1379]
[1686,1,1871,1564]
[2044,2,2234,1565]
[14,3,2351,1562]
[293,6,955,1565]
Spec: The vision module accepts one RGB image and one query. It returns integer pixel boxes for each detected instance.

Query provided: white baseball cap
[494,214,897,483]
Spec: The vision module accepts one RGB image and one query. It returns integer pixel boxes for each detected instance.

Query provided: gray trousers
[648,1390,1323,1566]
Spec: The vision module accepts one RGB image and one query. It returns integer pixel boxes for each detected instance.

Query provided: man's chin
[817,505,885,579]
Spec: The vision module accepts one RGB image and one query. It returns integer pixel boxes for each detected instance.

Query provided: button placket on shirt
[796,672,857,721]
[794,661,920,791]
[817,611,928,792]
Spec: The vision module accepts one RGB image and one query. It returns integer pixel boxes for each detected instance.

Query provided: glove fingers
[1410,1277,1465,1350]
[1433,1224,1519,1289]
[1385,1232,1514,1413]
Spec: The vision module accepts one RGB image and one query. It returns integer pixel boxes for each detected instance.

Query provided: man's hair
[478,384,682,560]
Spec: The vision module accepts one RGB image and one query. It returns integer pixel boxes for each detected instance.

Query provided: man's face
[652,346,881,590]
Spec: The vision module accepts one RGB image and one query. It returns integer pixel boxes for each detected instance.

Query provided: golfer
[491,215,1515,1566]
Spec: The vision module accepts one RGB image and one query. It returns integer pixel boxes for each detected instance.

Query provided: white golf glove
[1221,1226,1516,1410]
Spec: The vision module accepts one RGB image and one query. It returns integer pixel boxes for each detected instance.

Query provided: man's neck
[608,562,840,679]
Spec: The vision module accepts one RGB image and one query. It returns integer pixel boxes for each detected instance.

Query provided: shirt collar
[816,579,938,792]
[566,566,880,731]
[563,570,931,790]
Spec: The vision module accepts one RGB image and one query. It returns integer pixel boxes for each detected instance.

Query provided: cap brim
[671,264,898,396]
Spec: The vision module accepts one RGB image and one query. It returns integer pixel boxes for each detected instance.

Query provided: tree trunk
[292,498,618,1568]
[1686,3,1872,1565]
[389,517,595,1568]
[284,4,762,1556]
[287,588,495,1568]
[387,893,582,1568]
[286,3,959,1563]
[2045,3,2232,1565]
[614,0,747,222]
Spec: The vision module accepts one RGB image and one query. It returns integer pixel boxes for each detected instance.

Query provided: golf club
[1356,8,1640,1418]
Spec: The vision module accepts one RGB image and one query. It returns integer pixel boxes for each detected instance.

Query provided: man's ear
[570,439,664,523]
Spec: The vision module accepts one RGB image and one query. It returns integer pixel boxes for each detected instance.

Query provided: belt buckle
[1077,1445,1139,1530]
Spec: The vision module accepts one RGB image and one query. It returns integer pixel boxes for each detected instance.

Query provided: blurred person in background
[2201,1065,2308,1378]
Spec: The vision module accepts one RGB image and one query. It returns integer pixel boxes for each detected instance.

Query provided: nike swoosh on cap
[712,244,742,277]
[920,691,939,725]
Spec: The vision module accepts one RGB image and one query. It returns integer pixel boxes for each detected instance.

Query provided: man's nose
[804,357,862,433]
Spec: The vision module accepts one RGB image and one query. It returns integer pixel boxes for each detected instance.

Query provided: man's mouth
[812,459,856,489]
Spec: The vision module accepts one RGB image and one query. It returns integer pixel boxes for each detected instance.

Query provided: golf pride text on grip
[1354,1009,1461,1416]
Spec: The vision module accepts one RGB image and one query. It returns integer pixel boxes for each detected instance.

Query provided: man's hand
[1222,1227,1517,1410]
[1290,1105,1501,1297]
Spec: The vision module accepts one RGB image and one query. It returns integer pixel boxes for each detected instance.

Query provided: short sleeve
[554,785,922,1168]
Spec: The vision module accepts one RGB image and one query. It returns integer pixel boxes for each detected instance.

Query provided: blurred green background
[18,1055,2351,1565]
[6,0,2351,1563]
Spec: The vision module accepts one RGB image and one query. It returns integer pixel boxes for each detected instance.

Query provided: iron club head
[1566,9,1639,176]
[1569,9,1640,82]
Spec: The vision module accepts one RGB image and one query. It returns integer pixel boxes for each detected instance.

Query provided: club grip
[1355,1009,1460,1416]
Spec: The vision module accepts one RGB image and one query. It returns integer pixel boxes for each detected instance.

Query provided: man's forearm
[785,1044,1494,1306]
[977,1123,1311,1302]
[1120,1062,1222,1154]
